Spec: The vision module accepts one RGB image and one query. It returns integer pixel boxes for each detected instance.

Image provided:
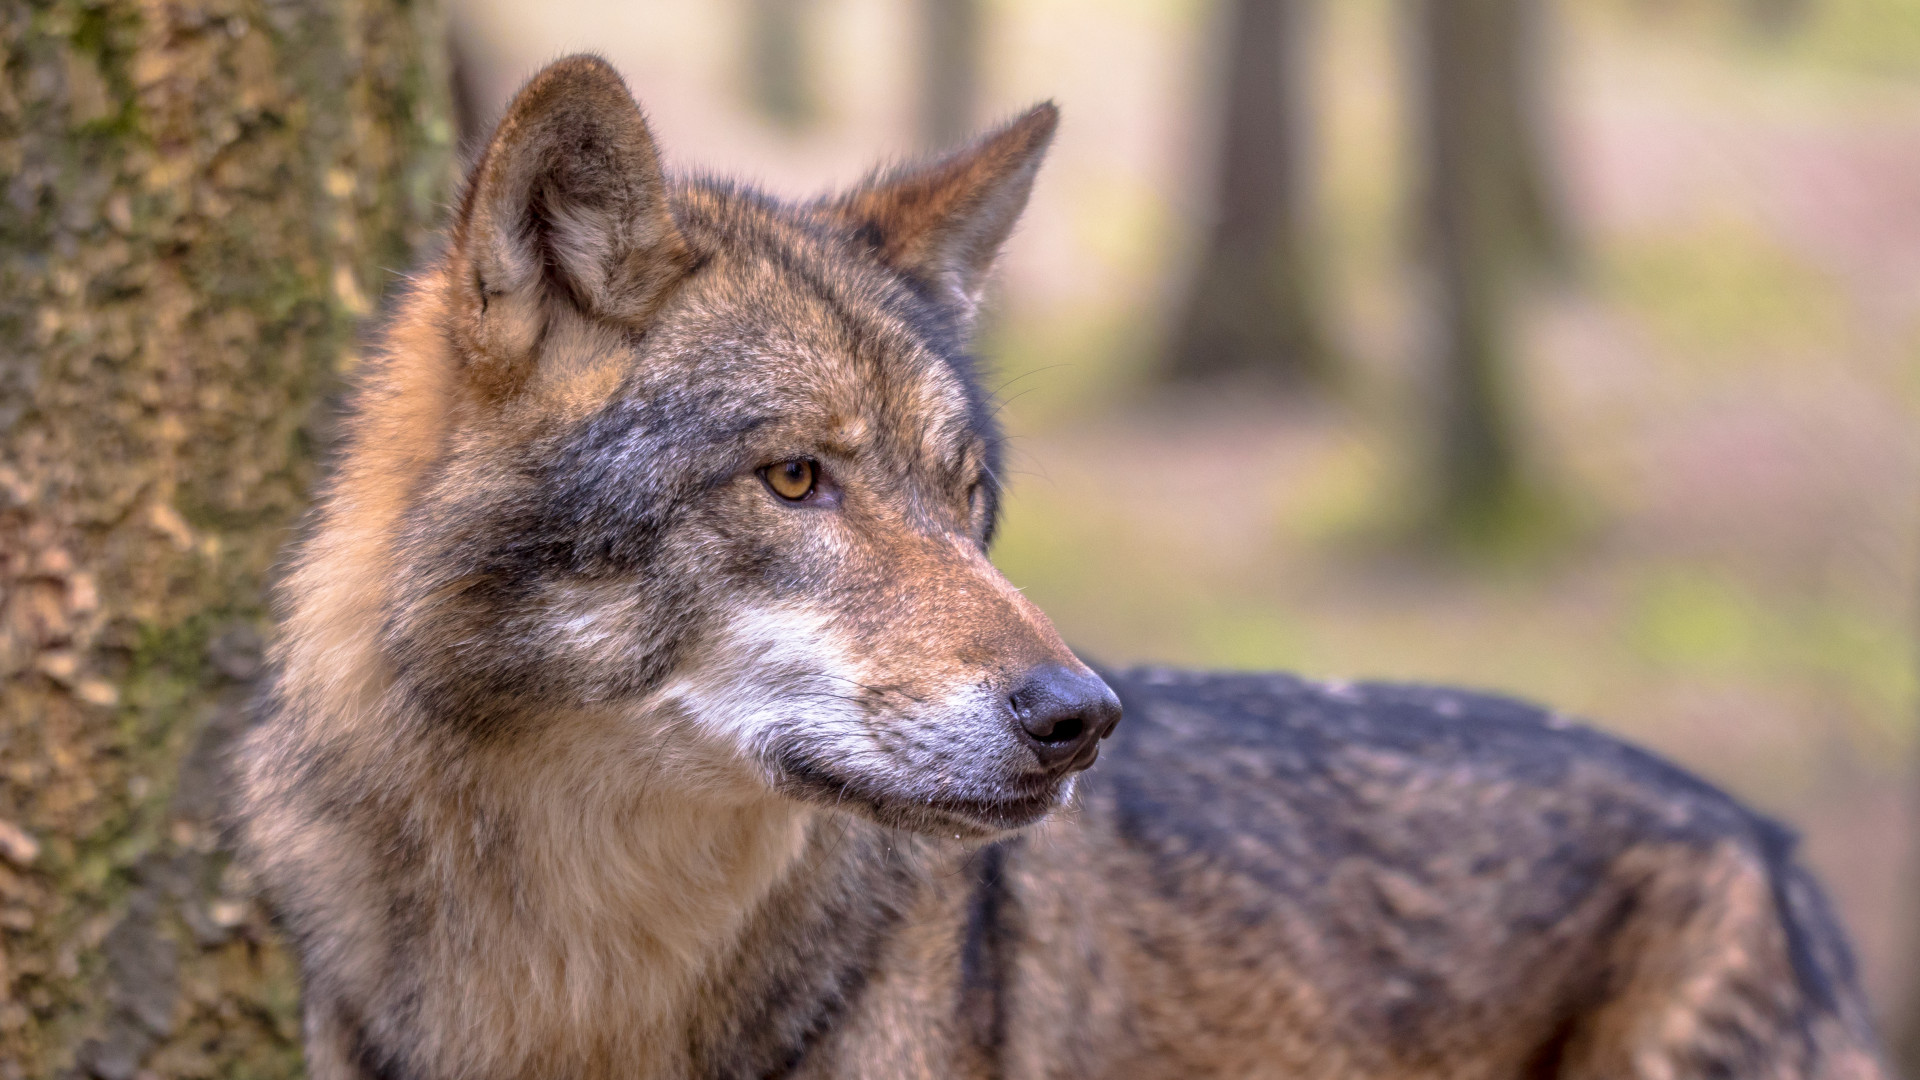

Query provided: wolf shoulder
[987,670,1879,1079]
[1083,666,1798,871]
[1054,667,1860,1006]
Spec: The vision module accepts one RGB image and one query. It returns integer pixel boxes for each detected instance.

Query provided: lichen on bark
[0,0,451,1074]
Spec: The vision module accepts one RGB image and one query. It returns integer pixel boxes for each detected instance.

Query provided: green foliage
[1581,0,1920,76]
[1631,571,1762,669]
[1605,219,1847,361]
[1801,0,1920,75]
[1631,569,1915,729]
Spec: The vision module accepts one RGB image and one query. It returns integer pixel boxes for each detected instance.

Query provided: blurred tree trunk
[449,18,491,155]
[1742,0,1813,36]
[1412,0,1534,541]
[1900,585,1920,1080]
[918,0,980,149]
[1163,0,1332,386]
[1903,856,1920,1076]
[1486,0,1572,272]
[746,0,816,131]
[0,1,451,1076]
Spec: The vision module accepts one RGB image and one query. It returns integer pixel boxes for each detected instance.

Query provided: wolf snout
[1007,664,1122,776]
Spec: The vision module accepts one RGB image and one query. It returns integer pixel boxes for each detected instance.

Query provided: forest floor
[986,3,1920,1018]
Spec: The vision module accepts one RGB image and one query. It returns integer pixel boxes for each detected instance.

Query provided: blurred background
[454,0,1920,1024]
[3,0,1919,1073]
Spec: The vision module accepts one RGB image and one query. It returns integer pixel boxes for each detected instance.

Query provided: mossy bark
[0,0,451,1075]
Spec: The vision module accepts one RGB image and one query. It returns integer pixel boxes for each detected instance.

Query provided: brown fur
[231,56,1888,1080]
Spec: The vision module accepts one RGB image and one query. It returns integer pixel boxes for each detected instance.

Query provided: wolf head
[322,56,1116,839]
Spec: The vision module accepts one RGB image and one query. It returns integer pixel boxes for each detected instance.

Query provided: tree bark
[1413,0,1531,540]
[0,0,451,1075]
[1163,0,1331,386]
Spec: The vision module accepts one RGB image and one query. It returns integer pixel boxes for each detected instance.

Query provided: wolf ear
[450,55,695,394]
[826,103,1058,316]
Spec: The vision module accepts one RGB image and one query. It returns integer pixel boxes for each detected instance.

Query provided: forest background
[5,0,1920,1074]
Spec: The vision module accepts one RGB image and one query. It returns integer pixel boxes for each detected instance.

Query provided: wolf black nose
[1009,665,1122,775]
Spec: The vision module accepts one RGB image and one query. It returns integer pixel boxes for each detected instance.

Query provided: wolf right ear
[825,103,1058,319]
[450,55,695,397]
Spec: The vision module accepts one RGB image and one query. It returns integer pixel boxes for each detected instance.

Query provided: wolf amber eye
[762,459,817,502]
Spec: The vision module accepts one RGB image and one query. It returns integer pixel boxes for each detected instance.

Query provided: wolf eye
[761,459,817,502]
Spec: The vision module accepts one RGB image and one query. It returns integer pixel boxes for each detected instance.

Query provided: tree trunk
[1413,0,1531,542]
[1742,0,1813,36]
[1163,0,1331,386]
[1898,556,1920,1080]
[449,16,491,156]
[1486,0,1572,272]
[0,1,451,1076]
[917,0,980,149]
[745,0,816,132]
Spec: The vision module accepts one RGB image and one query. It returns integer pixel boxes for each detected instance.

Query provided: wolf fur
[229,55,1888,1079]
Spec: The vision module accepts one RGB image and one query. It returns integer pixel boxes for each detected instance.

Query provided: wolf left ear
[825,103,1058,317]
[450,55,695,395]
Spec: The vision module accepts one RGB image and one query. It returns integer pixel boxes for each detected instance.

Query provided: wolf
[229,55,1888,1080]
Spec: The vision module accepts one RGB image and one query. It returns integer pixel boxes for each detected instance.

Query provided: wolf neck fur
[389,704,946,1078]
[328,687,865,1073]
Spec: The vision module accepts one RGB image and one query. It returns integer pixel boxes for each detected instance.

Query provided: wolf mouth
[919,787,1065,831]
[774,755,1066,834]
